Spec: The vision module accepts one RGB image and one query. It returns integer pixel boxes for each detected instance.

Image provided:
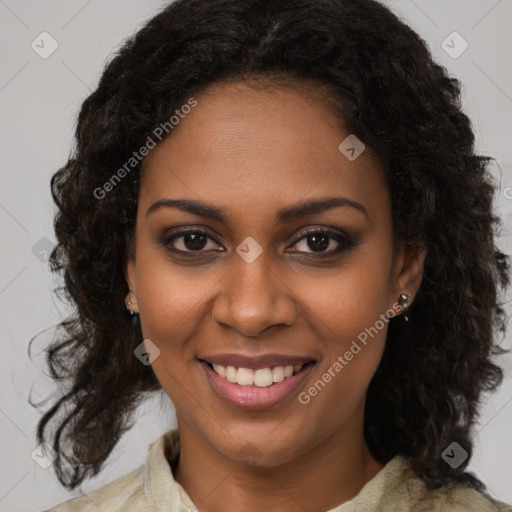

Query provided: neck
[174,411,385,512]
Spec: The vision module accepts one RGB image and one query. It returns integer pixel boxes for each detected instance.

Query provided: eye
[161,228,224,254]
[159,226,354,258]
[287,228,354,256]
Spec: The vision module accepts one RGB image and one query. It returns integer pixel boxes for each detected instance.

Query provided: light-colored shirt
[46,428,512,511]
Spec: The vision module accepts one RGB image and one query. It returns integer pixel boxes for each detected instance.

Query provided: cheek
[135,246,214,345]
[133,255,205,393]
[297,252,393,345]
[298,293,389,427]
[294,251,392,407]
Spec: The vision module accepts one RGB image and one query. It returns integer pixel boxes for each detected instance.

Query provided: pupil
[182,233,331,252]
[185,233,207,250]
[308,234,329,252]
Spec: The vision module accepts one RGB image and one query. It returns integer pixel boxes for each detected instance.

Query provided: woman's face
[126,80,424,466]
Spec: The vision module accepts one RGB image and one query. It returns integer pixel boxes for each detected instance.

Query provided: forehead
[139,80,387,225]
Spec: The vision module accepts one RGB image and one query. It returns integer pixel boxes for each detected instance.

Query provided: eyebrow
[146,197,369,223]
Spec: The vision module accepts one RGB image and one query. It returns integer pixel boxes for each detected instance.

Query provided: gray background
[1,1,511,510]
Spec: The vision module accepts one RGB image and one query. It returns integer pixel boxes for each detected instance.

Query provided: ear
[124,234,137,293]
[389,241,426,313]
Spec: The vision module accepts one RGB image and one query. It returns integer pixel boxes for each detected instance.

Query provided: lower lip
[201,361,315,410]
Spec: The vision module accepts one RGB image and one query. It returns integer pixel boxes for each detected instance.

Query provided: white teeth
[225,366,237,383]
[210,363,306,387]
[213,364,225,377]
[272,366,284,382]
[254,368,273,387]
[236,367,254,386]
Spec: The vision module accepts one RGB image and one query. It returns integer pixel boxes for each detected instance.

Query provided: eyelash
[159,226,354,258]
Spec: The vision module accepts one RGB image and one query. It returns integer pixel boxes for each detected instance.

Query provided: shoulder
[385,457,512,512]
[46,464,148,511]
[419,484,512,512]
[45,429,178,512]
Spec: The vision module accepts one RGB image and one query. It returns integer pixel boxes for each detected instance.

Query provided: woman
[37,0,512,510]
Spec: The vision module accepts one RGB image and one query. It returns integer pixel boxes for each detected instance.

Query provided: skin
[125,80,425,512]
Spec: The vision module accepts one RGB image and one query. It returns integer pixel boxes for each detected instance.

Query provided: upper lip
[199,353,316,370]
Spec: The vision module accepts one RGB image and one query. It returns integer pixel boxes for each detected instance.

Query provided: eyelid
[291,226,351,244]
[287,227,353,253]
[160,226,224,252]
[160,224,354,256]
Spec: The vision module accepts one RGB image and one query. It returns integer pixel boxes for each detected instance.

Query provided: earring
[398,293,410,322]
[125,287,139,315]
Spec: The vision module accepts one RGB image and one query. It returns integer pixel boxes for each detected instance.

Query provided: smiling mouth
[199,360,316,388]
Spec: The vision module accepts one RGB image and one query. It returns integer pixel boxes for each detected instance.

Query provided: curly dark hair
[31,0,510,496]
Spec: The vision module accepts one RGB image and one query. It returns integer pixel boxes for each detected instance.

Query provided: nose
[211,251,297,337]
